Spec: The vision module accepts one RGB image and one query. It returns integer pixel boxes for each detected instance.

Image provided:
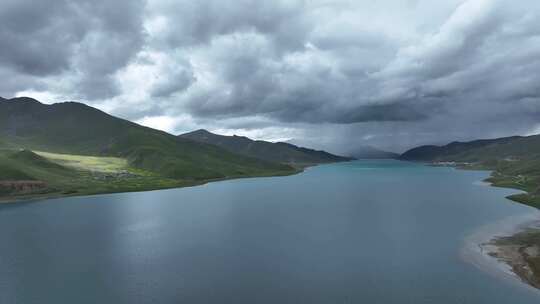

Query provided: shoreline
[450,165,540,292]
[488,228,540,289]
[0,160,346,205]
[462,208,540,293]
[436,161,540,292]
[0,167,305,205]
[428,160,539,208]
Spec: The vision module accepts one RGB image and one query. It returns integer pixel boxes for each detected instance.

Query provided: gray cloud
[2,0,540,152]
[151,60,196,98]
[147,0,310,51]
[0,0,146,99]
[0,0,78,75]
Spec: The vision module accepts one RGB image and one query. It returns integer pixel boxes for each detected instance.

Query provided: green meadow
[0,149,197,201]
[35,151,129,173]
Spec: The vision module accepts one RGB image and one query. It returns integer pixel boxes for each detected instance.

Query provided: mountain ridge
[180,129,353,165]
[399,136,528,161]
[0,97,295,182]
[346,146,399,159]
[400,134,540,208]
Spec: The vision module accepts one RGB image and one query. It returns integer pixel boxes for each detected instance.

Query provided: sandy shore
[462,210,540,293]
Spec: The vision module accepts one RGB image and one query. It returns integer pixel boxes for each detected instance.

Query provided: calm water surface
[1,160,539,303]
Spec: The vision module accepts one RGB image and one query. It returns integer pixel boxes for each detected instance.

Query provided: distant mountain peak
[54,101,97,110]
[182,129,217,140]
[345,145,398,159]
[192,129,212,134]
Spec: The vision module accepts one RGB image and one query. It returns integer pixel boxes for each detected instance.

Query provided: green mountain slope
[0,97,294,182]
[179,129,353,165]
[0,149,204,199]
[0,150,79,182]
[399,136,528,162]
[400,135,540,208]
[0,150,76,195]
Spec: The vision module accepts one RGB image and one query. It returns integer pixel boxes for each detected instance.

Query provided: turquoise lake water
[1,160,539,303]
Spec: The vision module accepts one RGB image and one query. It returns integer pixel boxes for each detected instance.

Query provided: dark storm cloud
[0,0,78,75]
[333,104,428,124]
[0,0,146,99]
[174,0,539,150]
[147,0,310,51]
[2,0,540,152]
[0,66,46,97]
[169,27,426,124]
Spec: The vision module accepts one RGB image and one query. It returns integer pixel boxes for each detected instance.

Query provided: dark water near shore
[1,160,539,303]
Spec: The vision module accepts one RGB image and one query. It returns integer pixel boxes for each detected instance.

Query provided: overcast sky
[1,0,539,153]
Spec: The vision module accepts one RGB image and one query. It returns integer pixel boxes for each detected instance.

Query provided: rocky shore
[462,211,540,293]
[486,227,540,289]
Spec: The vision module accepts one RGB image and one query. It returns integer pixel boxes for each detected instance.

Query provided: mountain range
[2,96,539,207]
[0,97,350,199]
[399,136,537,162]
[400,135,540,208]
[0,97,297,179]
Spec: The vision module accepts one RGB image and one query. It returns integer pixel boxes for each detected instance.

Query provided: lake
[1,160,539,303]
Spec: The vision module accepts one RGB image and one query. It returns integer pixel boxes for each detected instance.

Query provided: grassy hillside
[400,135,540,208]
[0,149,195,199]
[0,97,294,181]
[180,129,353,166]
[0,150,75,196]
[35,151,128,173]
[399,136,533,162]
[0,96,302,201]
